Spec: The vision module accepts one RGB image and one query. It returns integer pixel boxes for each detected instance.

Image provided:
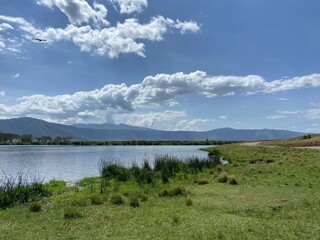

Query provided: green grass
[0,144,319,239]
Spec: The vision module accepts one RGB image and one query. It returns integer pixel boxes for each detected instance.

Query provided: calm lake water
[0,145,211,182]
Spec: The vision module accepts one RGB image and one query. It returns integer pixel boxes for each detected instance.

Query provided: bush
[109,194,124,205]
[90,194,104,205]
[159,186,186,197]
[186,196,193,206]
[129,197,140,208]
[228,176,238,185]
[195,179,209,185]
[29,202,42,212]
[64,207,82,219]
[217,172,228,183]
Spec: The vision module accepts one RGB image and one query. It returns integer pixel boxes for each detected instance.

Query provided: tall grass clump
[99,157,130,182]
[0,173,50,209]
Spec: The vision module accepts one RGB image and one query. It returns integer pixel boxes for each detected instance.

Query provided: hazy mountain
[0,117,306,141]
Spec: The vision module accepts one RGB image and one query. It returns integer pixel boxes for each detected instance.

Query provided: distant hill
[0,117,307,141]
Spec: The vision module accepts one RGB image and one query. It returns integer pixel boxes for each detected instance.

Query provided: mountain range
[0,117,306,141]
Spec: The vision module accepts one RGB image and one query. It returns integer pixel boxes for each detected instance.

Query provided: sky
[0,0,319,133]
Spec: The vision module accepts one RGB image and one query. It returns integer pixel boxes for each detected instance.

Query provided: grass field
[0,142,319,239]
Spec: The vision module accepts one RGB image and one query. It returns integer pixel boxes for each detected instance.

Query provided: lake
[0,145,211,182]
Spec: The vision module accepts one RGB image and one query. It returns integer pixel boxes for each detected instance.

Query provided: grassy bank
[0,144,319,239]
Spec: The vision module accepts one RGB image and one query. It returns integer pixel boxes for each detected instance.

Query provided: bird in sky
[34,38,46,42]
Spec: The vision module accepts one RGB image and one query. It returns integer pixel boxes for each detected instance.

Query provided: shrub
[109,194,124,205]
[140,194,148,202]
[29,202,42,212]
[64,207,82,219]
[228,176,238,185]
[186,196,193,206]
[195,179,209,185]
[159,187,186,197]
[90,194,104,205]
[217,172,228,183]
[129,197,140,208]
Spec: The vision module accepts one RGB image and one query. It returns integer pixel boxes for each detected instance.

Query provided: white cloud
[110,0,147,14]
[276,98,288,101]
[174,20,201,34]
[0,23,13,31]
[174,119,216,131]
[0,91,5,98]
[114,111,186,128]
[266,115,286,120]
[219,115,227,120]
[277,110,302,115]
[11,73,20,78]
[305,109,320,119]
[264,74,320,93]
[0,40,5,51]
[0,14,200,58]
[37,0,109,26]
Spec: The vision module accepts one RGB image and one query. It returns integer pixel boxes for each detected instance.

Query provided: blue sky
[0,0,319,133]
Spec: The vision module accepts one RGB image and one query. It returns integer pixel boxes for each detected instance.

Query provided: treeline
[71,140,237,146]
[0,132,238,146]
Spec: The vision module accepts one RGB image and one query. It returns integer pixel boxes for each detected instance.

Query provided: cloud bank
[0,71,319,126]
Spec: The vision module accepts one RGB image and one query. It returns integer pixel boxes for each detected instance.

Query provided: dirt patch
[240,142,262,147]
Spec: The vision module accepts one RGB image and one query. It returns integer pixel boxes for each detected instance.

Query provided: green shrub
[140,194,148,202]
[90,194,104,205]
[159,187,186,197]
[217,172,228,183]
[29,202,42,212]
[195,179,209,185]
[186,196,193,206]
[109,194,124,205]
[64,207,82,219]
[228,176,238,185]
[129,197,140,208]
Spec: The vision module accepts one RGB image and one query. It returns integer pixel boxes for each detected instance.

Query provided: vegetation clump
[217,172,228,183]
[194,179,209,185]
[64,207,82,219]
[159,186,186,197]
[109,194,125,205]
[29,202,42,212]
[129,197,140,208]
[0,174,50,209]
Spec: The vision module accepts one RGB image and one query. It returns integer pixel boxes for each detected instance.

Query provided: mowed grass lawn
[0,144,319,239]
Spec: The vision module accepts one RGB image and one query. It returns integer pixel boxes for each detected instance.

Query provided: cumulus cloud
[0,14,200,58]
[0,91,5,98]
[114,111,186,128]
[0,23,13,31]
[37,0,109,26]
[0,71,319,124]
[110,0,147,14]
[264,74,320,93]
[174,119,216,131]
[174,20,200,34]
[219,115,227,120]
